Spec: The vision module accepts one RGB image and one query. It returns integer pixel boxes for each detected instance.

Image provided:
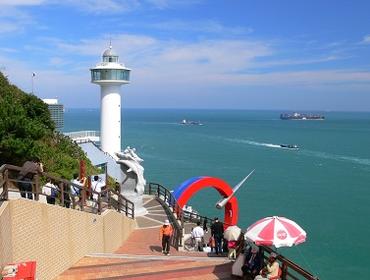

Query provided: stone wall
[0,199,137,280]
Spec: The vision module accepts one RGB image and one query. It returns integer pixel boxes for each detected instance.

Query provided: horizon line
[63,107,370,113]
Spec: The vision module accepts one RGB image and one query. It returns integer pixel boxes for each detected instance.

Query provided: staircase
[56,194,233,279]
[56,253,232,280]
[134,195,169,229]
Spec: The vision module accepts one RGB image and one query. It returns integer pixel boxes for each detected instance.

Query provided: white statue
[116,146,146,195]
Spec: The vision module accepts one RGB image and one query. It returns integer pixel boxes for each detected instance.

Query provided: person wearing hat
[160,219,173,255]
[17,157,44,200]
[254,252,280,280]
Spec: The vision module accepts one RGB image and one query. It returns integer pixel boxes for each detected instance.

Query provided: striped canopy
[245,216,306,248]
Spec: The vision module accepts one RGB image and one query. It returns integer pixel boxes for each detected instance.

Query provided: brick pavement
[56,196,235,279]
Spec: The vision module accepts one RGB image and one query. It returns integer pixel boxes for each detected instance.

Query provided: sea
[64,108,370,280]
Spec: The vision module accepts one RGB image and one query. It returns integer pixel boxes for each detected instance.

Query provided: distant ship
[180,119,203,126]
[280,112,325,120]
[280,144,299,150]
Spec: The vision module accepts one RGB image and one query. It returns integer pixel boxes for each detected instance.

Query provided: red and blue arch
[173,176,238,226]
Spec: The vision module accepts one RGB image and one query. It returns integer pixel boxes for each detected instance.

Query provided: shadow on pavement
[149,245,162,252]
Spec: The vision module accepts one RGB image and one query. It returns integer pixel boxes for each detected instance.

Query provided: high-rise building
[43,98,64,130]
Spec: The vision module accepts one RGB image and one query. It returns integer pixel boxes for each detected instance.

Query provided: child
[208,236,216,253]
[228,240,237,260]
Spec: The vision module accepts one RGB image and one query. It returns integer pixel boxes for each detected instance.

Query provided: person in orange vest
[160,219,173,255]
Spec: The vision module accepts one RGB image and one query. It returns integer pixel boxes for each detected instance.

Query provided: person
[42,178,58,205]
[70,173,86,206]
[242,246,262,278]
[159,219,173,255]
[228,240,237,260]
[208,236,216,253]
[91,175,105,209]
[203,218,208,233]
[91,175,104,199]
[191,221,205,251]
[17,157,43,199]
[70,173,82,196]
[254,252,280,280]
[115,182,121,193]
[211,217,224,255]
[223,237,229,254]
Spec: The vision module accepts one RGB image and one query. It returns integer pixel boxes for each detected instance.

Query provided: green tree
[0,72,97,179]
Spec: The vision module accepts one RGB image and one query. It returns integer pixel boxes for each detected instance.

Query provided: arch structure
[172,176,238,226]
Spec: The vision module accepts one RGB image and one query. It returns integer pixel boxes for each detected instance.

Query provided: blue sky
[0,0,370,110]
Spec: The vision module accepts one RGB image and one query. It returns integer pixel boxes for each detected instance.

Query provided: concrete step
[143,198,161,208]
[136,215,163,229]
[56,254,232,280]
[56,222,233,280]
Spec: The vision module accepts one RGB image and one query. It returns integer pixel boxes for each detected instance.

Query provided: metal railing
[0,164,134,219]
[145,182,232,249]
[146,182,319,280]
[259,245,319,280]
[146,182,184,249]
[64,130,100,144]
[232,234,319,280]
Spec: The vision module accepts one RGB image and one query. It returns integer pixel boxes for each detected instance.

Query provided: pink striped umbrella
[245,216,306,248]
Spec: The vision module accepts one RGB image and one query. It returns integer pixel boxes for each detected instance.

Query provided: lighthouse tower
[90,45,131,157]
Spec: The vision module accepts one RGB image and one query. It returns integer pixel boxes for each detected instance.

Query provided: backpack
[71,185,80,196]
[51,187,58,198]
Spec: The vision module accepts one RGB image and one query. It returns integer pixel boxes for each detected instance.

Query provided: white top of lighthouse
[90,44,131,85]
[102,44,118,58]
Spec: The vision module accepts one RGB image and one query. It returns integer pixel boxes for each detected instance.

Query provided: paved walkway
[56,196,234,280]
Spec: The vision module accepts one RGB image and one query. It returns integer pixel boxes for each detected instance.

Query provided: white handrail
[64,131,100,143]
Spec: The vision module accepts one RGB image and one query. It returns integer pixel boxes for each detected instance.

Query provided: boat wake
[300,150,370,166]
[223,137,370,166]
[224,138,282,149]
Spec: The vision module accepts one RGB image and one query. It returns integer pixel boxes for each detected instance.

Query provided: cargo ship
[280,112,325,120]
[180,119,204,126]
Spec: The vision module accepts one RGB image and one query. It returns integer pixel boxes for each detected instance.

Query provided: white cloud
[46,34,158,58]
[56,0,140,14]
[3,32,370,109]
[0,53,97,105]
[250,55,341,69]
[0,0,199,14]
[0,47,18,53]
[0,0,45,6]
[46,0,197,14]
[363,35,370,44]
[145,0,202,9]
[144,0,170,9]
[150,19,252,35]
[48,35,271,70]
[0,4,37,34]
[49,57,70,66]
[213,70,370,87]
[0,22,20,33]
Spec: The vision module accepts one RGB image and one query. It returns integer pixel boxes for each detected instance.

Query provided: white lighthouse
[90,45,131,157]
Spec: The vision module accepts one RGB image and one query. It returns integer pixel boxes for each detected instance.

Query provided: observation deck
[64,130,100,144]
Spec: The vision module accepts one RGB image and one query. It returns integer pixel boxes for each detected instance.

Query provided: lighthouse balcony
[91,69,130,83]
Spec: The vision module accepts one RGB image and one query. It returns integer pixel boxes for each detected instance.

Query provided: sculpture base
[121,192,147,216]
